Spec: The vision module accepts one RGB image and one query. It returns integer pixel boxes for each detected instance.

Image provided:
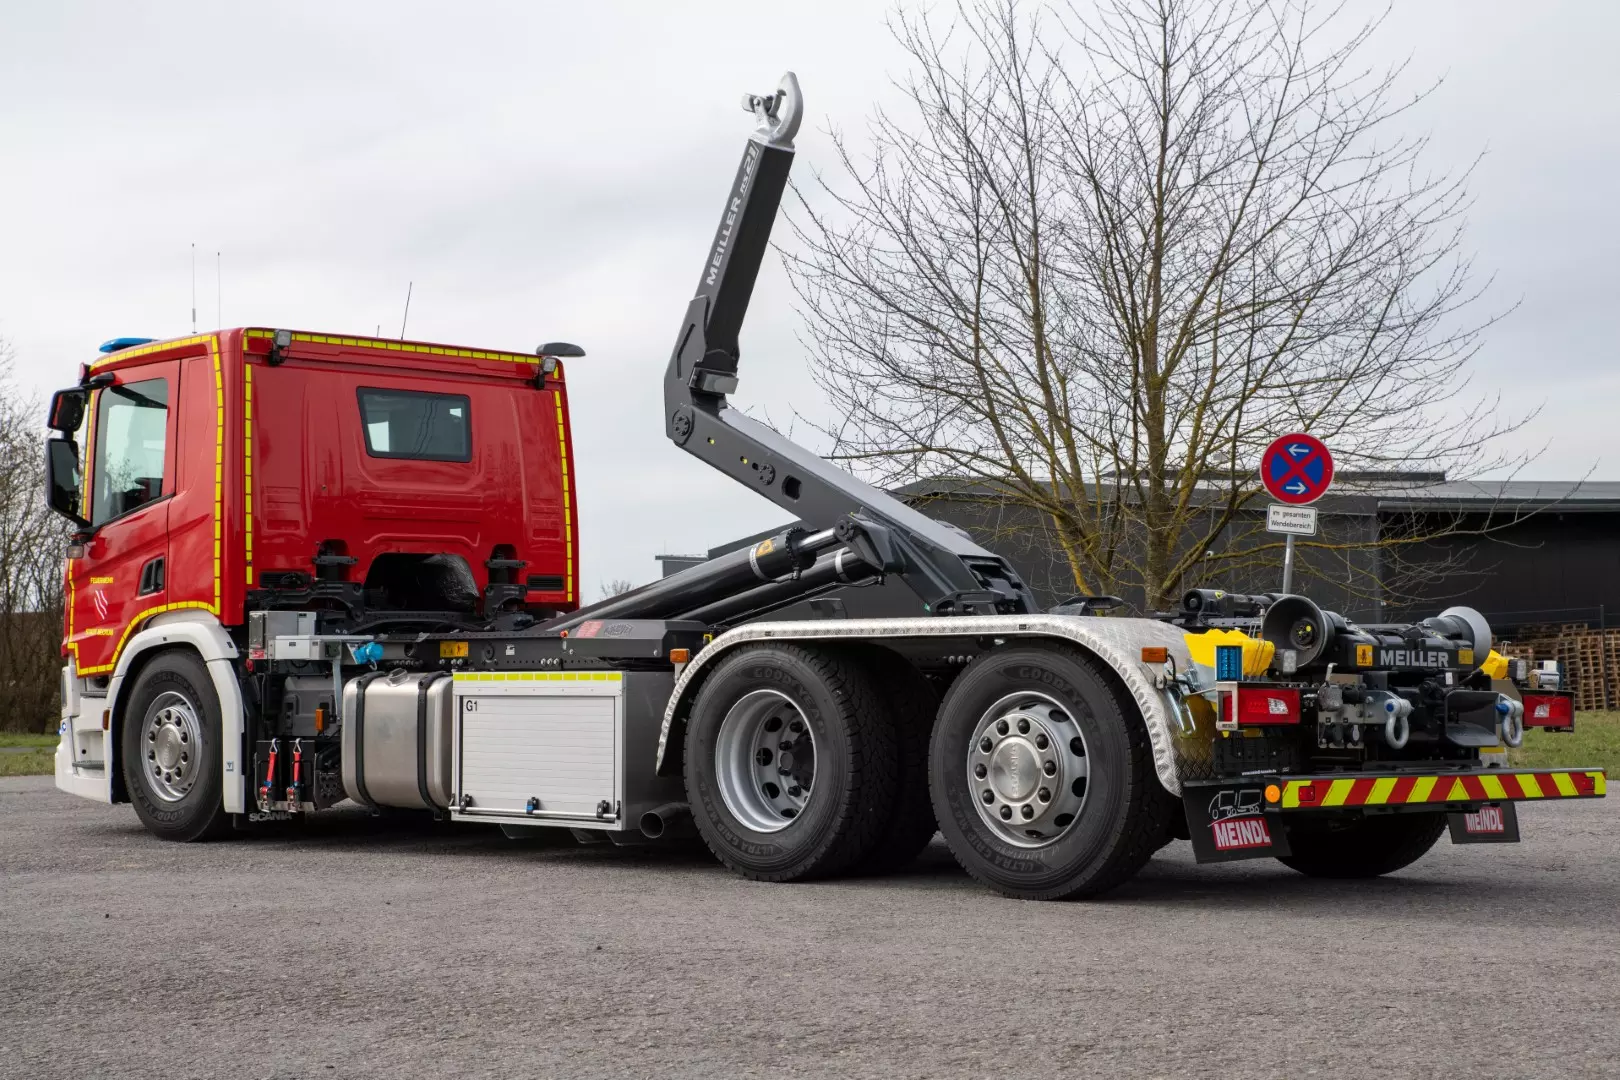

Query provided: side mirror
[45,437,89,529]
[48,388,87,434]
[536,342,586,359]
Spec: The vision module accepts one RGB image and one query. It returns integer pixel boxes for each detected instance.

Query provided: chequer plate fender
[656,614,1213,795]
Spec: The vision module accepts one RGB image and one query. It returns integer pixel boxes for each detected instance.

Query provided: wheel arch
[656,615,1209,796]
[107,612,247,813]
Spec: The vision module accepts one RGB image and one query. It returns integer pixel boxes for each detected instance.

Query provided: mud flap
[1183,782,1292,863]
[1447,802,1521,844]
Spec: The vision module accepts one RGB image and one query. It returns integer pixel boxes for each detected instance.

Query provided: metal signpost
[1259,433,1334,593]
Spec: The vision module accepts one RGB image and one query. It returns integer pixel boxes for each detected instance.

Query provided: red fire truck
[45,73,1603,899]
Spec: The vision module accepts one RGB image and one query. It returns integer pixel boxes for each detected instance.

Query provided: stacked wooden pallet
[1499,624,1620,712]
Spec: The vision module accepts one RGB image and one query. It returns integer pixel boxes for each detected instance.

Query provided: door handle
[137,556,165,597]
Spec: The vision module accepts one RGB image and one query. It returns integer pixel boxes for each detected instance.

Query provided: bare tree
[787,0,1529,611]
[0,336,71,731]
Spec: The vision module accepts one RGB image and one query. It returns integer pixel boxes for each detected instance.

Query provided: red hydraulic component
[259,738,279,813]
[286,738,303,811]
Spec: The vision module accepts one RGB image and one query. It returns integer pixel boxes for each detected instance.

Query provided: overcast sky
[2,1,1616,597]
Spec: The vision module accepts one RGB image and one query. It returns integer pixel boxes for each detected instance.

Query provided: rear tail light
[1220,686,1301,726]
[1521,693,1574,730]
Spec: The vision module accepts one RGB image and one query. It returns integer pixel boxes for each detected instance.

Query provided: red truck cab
[46,328,579,804]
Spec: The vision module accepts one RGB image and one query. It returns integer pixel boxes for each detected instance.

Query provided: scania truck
[46,74,1604,899]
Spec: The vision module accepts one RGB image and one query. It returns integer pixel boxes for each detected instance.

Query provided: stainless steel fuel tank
[341,670,454,810]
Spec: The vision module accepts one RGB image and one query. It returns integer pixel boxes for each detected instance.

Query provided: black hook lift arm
[662,72,1036,617]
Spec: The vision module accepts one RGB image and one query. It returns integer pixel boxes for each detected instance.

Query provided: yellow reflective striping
[1281,782,1302,809]
[1516,773,1543,798]
[1321,778,1356,807]
[211,336,224,613]
[1410,776,1438,803]
[1443,778,1469,802]
[451,670,622,682]
[242,328,542,366]
[243,361,254,585]
[1366,776,1399,805]
[553,390,574,603]
[88,332,215,370]
[1591,772,1607,796]
[1553,772,1579,797]
[76,601,218,675]
[1480,774,1508,801]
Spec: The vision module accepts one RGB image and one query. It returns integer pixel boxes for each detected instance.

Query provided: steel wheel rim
[714,689,816,833]
[143,690,201,802]
[966,691,1089,849]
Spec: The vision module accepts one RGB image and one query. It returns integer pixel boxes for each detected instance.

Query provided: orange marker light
[669,648,691,664]
[1264,784,1282,803]
[1141,646,1169,664]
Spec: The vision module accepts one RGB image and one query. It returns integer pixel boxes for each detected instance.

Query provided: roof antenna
[191,243,197,333]
[399,281,413,339]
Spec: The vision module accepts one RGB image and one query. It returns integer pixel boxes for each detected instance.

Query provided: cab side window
[91,378,169,524]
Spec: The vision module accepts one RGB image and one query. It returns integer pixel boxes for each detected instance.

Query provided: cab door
[66,364,178,675]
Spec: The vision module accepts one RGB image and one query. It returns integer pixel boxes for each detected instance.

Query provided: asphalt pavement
[3,773,1616,1080]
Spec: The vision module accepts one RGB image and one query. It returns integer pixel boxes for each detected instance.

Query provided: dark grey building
[660,477,1620,634]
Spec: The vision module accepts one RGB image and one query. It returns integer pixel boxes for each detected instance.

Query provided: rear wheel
[851,651,939,874]
[685,644,897,882]
[929,644,1173,900]
[121,651,232,842]
[1278,813,1446,878]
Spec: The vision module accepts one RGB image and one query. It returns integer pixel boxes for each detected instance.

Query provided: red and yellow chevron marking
[1277,770,1606,810]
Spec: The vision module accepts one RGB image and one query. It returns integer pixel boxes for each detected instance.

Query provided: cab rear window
[357,388,471,462]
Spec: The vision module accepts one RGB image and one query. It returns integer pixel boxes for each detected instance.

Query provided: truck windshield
[357,388,471,462]
[92,378,169,524]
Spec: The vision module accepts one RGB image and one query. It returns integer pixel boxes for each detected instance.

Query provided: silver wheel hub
[714,689,816,834]
[967,692,1089,848]
[143,691,201,803]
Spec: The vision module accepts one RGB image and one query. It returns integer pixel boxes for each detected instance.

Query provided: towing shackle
[1499,696,1526,748]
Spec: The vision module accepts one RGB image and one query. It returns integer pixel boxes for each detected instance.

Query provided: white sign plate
[1266,503,1318,536]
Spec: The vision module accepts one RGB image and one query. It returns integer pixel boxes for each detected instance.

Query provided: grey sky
[2,1,1616,596]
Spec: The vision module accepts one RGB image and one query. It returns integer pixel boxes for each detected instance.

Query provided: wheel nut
[999,805,1012,820]
[1021,804,1034,819]
[1035,734,1048,750]
[779,766,791,776]
[1043,760,1056,776]
[1037,787,1051,803]
[788,785,802,797]
[982,790,995,804]
[979,736,993,753]
[1016,718,1029,734]
[975,763,988,779]
[996,719,1009,735]
[790,720,805,734]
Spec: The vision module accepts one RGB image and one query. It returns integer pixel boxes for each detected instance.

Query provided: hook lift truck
[45,74,1604,898]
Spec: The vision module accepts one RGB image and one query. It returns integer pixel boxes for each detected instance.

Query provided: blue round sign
[1260,433,1334,505]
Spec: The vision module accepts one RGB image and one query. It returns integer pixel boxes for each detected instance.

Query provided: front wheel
[684,644,898,882]
[121,651,232,842]
[1278,813,1446,878]
[929,644,1173,900]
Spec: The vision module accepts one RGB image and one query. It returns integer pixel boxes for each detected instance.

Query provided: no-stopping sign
[1260,433,1334,505]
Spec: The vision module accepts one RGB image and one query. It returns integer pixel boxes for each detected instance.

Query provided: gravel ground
[2,774,1616,1080]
